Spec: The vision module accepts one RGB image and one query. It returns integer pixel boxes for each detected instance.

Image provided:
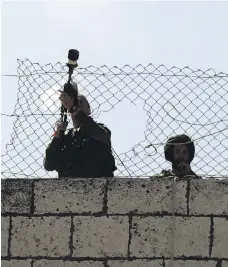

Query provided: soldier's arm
[73,110,111,145]
[44,136,64,171]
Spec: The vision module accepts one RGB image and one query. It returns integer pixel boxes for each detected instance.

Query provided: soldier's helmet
[71,82,91,116]
[164,134,195,163]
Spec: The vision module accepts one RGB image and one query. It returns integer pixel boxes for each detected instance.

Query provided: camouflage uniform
[161,169,201,178]
[44,110,116,178]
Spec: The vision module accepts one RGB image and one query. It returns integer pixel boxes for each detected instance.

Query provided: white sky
[1,1,228,178]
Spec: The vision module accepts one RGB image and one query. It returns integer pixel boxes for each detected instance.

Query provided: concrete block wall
[1,177,228,267]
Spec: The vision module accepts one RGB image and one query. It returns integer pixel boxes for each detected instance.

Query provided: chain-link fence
[1,59,228,178]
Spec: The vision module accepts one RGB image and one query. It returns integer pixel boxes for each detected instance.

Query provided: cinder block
[1,179,32,214]
[108,178,187,214]
[174,217,210,257]
[1,216,10,256]
[73,216,128,257]
[108,260,163,267]
[33,260,104,267]
[11,216,71,257]
[130,216,210,257]
[130,216,172,257]
[34,179,106,214]
[212,218,228,258]
[165,260,217,267]
[1,260,31,267]
[189,180,228,215]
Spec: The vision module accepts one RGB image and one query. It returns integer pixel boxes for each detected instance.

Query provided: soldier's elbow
[44,159,55,171]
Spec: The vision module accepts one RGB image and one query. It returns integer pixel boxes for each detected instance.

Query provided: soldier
[44,83,116,178]
[163,134,201,178]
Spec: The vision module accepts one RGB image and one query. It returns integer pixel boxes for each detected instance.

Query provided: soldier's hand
[177,162,191,174]
[54,119,68,138]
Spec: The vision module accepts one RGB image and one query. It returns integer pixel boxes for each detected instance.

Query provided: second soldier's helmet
[164,134,195,163]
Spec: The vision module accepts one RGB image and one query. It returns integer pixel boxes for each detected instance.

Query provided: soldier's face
[173,145,188,162]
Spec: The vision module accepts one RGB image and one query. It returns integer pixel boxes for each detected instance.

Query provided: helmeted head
[71,82,91,116]
[164,134,195,164]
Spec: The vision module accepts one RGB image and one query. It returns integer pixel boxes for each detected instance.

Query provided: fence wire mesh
[1,59,228,178]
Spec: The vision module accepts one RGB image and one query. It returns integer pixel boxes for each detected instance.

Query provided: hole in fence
[96,99,147,155]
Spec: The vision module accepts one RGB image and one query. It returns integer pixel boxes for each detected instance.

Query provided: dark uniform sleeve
[44,137,64,171]
[75,110,111,145]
